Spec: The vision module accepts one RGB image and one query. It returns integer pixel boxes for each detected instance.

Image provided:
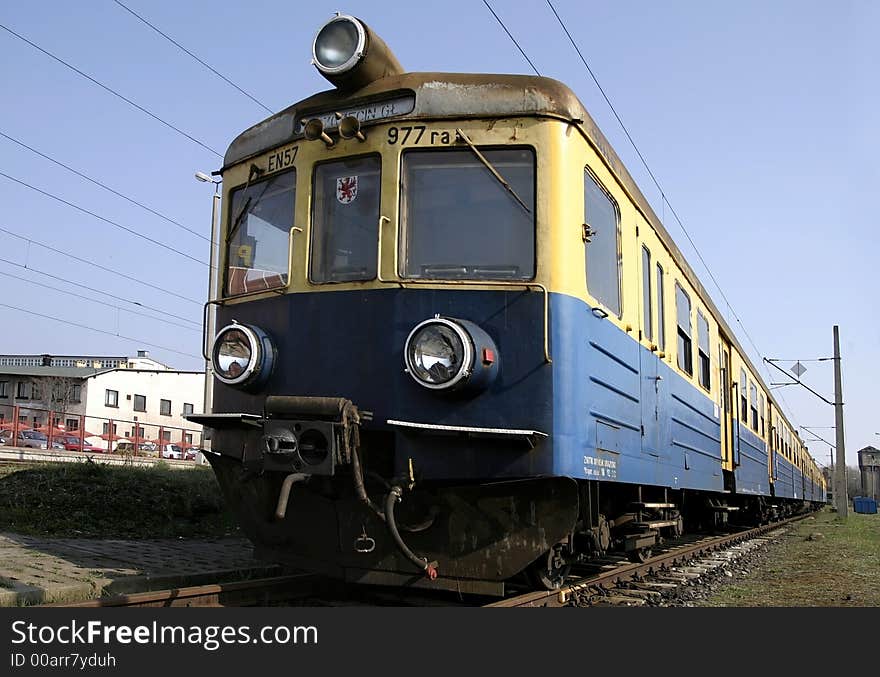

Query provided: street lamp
[195,171,222,459]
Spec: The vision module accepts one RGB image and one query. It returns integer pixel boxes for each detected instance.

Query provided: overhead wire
[0,170,209,267]
[0,130,210,243]
[0,227,203,305]
[481,1,541,76]
[0,302,201,359]
[0,256,201,328]
[538,1,802,428]
[0,22,223,158]
[0,268,200,333]
[112,0,273,115]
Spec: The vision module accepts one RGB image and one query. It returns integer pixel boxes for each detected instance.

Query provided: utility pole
[195,171,221,460]
[833,325,847,518]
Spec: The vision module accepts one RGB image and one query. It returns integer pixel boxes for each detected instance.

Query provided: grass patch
[0,461,238,539]
[698,507,880,607]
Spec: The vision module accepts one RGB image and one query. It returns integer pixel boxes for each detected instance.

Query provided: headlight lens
[405,318,474,390]
[212,323,271,387]
[312,15,366,74]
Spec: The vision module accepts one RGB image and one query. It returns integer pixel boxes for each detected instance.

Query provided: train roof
[223,72,797,441]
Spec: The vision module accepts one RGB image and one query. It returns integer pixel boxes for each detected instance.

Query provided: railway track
[44,513,811,608]
[488,513,809,607]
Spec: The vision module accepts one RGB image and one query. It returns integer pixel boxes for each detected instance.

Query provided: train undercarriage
[206,449,820,596]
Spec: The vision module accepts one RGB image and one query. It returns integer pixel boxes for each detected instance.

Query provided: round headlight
[312,15,366,75]
[404,318,474,390]
[212,323,272,387]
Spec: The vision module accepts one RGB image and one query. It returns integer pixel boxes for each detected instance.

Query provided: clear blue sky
[1,1,876,467]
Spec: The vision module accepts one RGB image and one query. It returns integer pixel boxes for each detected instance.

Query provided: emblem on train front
[336,176,358,204]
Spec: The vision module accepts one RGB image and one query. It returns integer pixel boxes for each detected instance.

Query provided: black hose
[384,486,438,579]
[352,446,385,522]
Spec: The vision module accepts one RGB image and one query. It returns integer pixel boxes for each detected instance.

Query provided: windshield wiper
[455,129,531,214]
[226,195,252,245]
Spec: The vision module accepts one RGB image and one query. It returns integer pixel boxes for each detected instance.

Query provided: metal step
[633,519,679,529]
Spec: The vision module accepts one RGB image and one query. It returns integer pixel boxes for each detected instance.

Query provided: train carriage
[189,14,824,596]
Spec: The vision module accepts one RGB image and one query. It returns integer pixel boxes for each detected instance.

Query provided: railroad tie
[593,595,647,606]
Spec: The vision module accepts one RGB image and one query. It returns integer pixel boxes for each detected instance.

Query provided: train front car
[190,15,582,596]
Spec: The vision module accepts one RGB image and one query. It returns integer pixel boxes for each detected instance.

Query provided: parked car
[158,443,185,460]
[11,430,53,449]
[60,436,106,453]
[0,429,13,446]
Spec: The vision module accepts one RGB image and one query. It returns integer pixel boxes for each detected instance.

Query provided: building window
[0,381,7,398]
[130,426,145,438]
[105,389,118,407]
[160,399,171,416]
[641,246,652,342]
[65,418,79,431]
[656,264,665,352]
[102,422,117,435]
[16,382,30,399]
[697,311,710,391]
[740,368,748,422]
[183,403,194,416]
[675,283,692,375]
[749,381,758,432]
[71,384,81,403]
[161,430,171,442]
[185,433,193,445]
[584,170,621,315]
[134,394,146,412]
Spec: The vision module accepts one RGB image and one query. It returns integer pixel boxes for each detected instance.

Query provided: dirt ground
[695,507,880,607]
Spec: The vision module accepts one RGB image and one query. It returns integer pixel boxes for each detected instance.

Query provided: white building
[0,351,205,447]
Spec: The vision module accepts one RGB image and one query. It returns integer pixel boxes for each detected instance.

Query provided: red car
[60,436,107,453]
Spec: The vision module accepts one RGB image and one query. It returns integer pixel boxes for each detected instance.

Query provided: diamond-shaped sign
[791,361,807,378]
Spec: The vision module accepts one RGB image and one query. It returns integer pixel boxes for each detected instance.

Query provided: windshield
[310,156,381,283]
[225,170,295,295]
[400,148,535,280]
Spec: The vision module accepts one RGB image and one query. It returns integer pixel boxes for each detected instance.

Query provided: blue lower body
[550,293,723,493]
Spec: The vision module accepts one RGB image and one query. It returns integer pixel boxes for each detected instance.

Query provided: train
[188,14,826,596]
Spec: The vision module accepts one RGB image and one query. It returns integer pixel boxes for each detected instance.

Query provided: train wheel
[628,547,653,563]
[531,545,571,590]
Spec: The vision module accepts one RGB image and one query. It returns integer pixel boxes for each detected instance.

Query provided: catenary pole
[833,325,847,517]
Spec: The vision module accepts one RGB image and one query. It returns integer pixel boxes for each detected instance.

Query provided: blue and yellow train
[189,14,825,596]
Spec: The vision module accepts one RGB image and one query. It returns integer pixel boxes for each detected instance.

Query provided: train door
[768,404,776,493]
[719,338,735,485]
[639,349,666,478]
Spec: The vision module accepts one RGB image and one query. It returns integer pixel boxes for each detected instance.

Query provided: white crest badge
[336,176,358,204]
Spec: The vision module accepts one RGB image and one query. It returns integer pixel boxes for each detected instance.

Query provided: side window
[749,381,758,431]
[641,246,652,341]
[656,263,665,352]
[697,310,710,391]
[739,368,748,421]
[675,282,692,375]
[584,170,621,315]
[759,394,765,438]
